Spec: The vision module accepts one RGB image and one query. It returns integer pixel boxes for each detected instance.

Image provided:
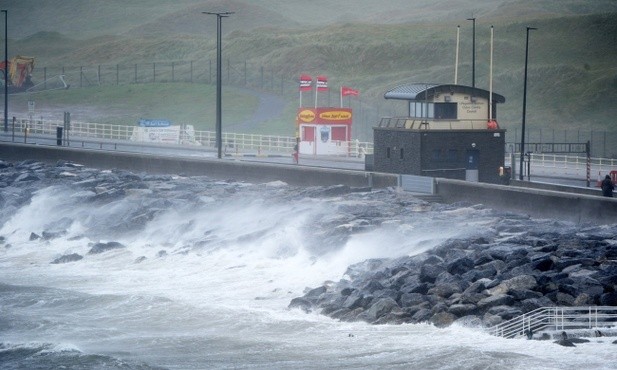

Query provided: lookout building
[373,83,506,184]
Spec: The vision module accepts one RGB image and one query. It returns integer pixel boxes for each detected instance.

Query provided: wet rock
[400,292,427,308]
[477,294,515,309]
[290,225,617,327]
[50,253,83,264]
[419,263,446,284]
[288,297,313,313]
[448,304,477,317]
[430,312,457,328]
[88,241,126,254]
[42,230,67,240]
[488,275,537,295]
[366,298,400,321]
[600,292,617,306]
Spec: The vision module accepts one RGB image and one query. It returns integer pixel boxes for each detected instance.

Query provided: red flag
[341,86,359,96]
[299,74,312,91]
[316,75,328,91]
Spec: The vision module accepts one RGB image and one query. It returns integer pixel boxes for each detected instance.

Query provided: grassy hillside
[10,83,259,131]
[4,1,617,140]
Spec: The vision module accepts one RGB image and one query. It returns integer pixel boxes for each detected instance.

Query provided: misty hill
[5,0,617,138]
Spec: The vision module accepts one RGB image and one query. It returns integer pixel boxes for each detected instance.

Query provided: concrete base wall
[436,178,617,224]
[0,143,398,188]
[2,142,615,224]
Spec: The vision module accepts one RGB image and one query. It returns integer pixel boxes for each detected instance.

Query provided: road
[0,130,603,189]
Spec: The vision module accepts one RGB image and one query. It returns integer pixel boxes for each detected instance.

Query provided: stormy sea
[1,159,616,369]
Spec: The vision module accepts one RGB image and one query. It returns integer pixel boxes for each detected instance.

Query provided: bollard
[56,126,63,146]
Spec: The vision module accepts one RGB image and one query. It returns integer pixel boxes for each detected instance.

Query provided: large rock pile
[290,228,617,328]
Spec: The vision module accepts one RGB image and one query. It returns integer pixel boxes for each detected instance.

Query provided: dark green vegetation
[4,1,617,137]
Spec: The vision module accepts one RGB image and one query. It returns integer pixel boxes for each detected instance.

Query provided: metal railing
[488,306,617,339]
[378,117,490,130]
[6,117,375,157]
[9,116,617,168]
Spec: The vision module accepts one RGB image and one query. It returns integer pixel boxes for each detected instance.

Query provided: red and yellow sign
[296,108,352,125]
[297,109,316,123]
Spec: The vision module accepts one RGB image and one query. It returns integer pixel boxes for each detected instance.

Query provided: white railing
[7,117,374,157]
[488,306,617,339]
[506,152,617,182]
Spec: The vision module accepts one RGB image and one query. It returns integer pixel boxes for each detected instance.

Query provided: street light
[467,17,475,88]
[203,11,233,159]
[519,26,537,181]
[2,9,7,133]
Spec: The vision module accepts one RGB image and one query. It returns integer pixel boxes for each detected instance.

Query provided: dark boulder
[411,308,433,322]
[305,286,328,298]
[399,292,427,308]
[487,305,523,320]
[446,257,475,276]
[419,263,446,284]
[366,298,401,322]
[343,291,366,310]
[288,297,313,312]
[448,304,477,317]
[50,253,83,264]
[600,292,617,306]
[477,294,515,310]
[88,241,126,254]
[430,312,457,328]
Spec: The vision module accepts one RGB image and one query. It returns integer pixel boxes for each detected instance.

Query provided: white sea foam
[1,176,616,369]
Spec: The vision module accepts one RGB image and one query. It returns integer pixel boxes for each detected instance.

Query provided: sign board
[296,108,352,125]
[138,118,171,127]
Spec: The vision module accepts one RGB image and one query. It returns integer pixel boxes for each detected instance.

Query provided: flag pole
[489,25,494,122]
[455,25,460,84]
[315,84,318,108]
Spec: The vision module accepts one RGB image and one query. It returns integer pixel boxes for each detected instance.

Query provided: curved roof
[384,83,505,104]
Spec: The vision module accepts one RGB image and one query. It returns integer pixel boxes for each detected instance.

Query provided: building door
[465,149,479,182]
[301,126,316,155]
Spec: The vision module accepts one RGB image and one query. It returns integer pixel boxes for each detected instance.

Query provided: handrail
[7,116,617,167]
[488,306,617,338]
[4,117,375,157]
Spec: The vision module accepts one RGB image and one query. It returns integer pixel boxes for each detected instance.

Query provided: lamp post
[203,11,233,159]
[2,9,7,133]
[467,17,475,88]
[519,26,537,181]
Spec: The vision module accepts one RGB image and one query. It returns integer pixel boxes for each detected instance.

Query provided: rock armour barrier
[289,227,617,328]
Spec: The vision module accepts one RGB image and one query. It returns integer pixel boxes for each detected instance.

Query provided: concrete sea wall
[1,142,616,224]
[436,178,617,224]
[0,142,397,188]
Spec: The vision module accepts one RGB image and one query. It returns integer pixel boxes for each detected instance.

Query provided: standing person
[601,174,614,197]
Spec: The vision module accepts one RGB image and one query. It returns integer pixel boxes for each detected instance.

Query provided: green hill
[4,1,617,144]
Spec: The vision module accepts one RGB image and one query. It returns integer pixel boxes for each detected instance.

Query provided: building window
[400,148,404,159]
[387,147,391,159]
[302,126,315,141]
[331,126,347,141]
[434,103,457,119]
[409,101,434,119]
